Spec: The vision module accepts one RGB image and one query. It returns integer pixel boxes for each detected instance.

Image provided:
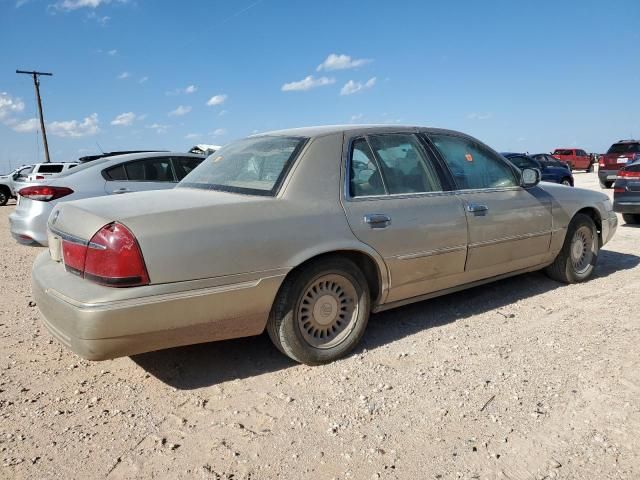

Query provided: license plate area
[617,157,629,164]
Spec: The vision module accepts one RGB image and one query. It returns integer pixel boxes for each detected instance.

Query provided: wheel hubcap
[297,274,358,349]
[571,225,595,274]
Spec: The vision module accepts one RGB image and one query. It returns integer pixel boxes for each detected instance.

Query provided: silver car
[32,126,617,364]
[10,152,204,245]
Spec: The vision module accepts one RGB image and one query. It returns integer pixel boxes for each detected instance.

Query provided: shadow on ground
[132,250,638,390]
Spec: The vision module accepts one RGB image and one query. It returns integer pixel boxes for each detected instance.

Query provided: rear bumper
[598,169,619,183]
[9,201,52,246]
[613,199,640,214]
[32,252,286,360]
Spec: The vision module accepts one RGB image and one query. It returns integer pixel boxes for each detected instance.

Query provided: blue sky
[1,0,639,172]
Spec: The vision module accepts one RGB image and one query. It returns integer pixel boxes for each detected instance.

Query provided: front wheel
[561,178,572,186]
[0,189,9,206]
[267,257,370,365]
[545,214,599,283]
[622,213,640,225]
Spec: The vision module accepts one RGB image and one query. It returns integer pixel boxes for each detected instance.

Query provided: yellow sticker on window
[465,153,473,162]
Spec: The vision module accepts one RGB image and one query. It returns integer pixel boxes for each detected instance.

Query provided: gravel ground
[1,172,638,480]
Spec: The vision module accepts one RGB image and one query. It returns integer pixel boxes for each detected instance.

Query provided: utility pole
[16,69,53,163]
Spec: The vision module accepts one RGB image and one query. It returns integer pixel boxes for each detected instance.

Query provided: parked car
[502,152,574,186]
[0,165,34,206]
[26,162,79,181]
[531,153,572,171]
[9,152,204,246]
[598,139,640,189]
[78,150,167,163]
[613,159,640,224]
[32,126,617,364]
[552,148,593,171]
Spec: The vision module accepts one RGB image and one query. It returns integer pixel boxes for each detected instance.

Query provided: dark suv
[599,140,640,189]
[502,153,574,186]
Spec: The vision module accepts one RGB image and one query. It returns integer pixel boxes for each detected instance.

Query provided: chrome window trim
[48,226,107,250]
[468,229,552,248]
[396,244,467,261]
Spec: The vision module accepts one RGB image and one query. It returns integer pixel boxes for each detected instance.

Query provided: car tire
[600,181,613,189]
[561,178,572,186]
[622,213,640,225]
[586,164,593,173]
[545,213,599,284]
[0,188,9,206]
[267,257,370,365]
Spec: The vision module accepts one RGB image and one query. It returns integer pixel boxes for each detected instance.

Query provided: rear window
[179,136,307,196]
[607,143,640,154]
[553,149,573,156]
[37,164,64,174]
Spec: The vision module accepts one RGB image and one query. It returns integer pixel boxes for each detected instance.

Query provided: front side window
[350,138,386,197]
[367,134,442,194]
[429,134,518,190]
[37,164,64,174]
[179,136,306,196]
[125,158,175,182]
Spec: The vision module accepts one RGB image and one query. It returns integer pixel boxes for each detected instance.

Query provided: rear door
[341,132,469,303]
[103,156,177,195]
[427,133,553,279]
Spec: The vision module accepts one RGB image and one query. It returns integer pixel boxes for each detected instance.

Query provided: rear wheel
[622,213,640,225]
[267,257,370,365]
[600,181,613,189]
[545,213,599,283]
[561,178,572,186]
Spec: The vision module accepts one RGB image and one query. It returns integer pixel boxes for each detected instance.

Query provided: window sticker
[465,153,473,162]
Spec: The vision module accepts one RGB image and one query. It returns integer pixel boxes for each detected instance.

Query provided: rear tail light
[18,186,73,202]
[618,170,640,179]
[613,188,625,193]
[61,222,149,287]
[599,158,605,167]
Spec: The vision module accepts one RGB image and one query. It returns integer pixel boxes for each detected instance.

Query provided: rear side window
[37,164,64,174]
[173,156,204,181]
[125,158,175,182]
[430,134,517,190]
[104,164,126,180]
[349,138,386,197]
[607,143,640,154]
[366,134,443,194]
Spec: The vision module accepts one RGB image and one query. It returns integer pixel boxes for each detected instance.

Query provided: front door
[341,133,469,303]
[427,133,553,280]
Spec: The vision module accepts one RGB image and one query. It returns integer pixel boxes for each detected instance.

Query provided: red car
[598,139,640,189]
[552,148,593,171]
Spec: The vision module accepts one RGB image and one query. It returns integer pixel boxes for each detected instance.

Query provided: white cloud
[218,109,227,117]
[110,111,136,126]
[212,128,226,136]
[12,118,39,133]
[340,77,377,96]
[350,113,364,123]
[0,92,25,120]
[107,49,117,56]
[117,71,130,80]
[184,84,197,94]
[466,112,493,120]
[48,113,100,137]
[185,133,201,139]
[87,11,110,24]
[138,76,149,84]
[168,105,192,117]
[53,0,128,11]
[281,76,335,92]
[146,123,170,134]
[206,94,227,106]
[317,53,371,71]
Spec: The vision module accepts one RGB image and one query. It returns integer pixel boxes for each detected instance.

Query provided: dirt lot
[0,171,638,480]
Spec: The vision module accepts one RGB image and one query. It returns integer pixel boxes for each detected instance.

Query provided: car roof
[249,124,466,139]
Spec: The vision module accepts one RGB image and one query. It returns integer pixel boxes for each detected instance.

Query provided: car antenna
[95,141,105,154]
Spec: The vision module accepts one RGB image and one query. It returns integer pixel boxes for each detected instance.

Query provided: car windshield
[178,136,307,196]
[506,155,538,170]
[607,143,640,154]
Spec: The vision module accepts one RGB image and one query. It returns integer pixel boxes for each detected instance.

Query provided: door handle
[112,187,131,194]
[364,213,391,229]
[466,203,489,215]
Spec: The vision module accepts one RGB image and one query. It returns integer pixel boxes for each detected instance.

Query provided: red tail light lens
[18,186,73,202]
[61,222,149,287]
[618,170,640,179]
[613,188,625,193]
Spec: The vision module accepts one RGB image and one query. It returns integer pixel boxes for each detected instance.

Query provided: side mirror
[12,173,20,180]
[521,168,540,188]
